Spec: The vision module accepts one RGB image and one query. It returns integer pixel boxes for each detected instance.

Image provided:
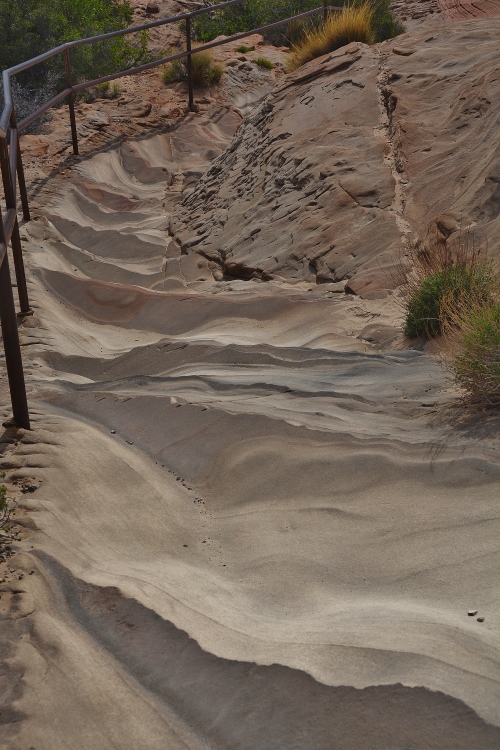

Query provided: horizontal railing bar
[4,0,249,79]
[3,208,17,245]
[72,48,197,92]
[18,88,72,132]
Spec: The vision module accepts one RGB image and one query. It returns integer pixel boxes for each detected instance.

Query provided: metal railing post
[16,135,30,222]
[0,216,30,429]
[64,49,79,156]
[0,129,31,314]
[8,106,32,223]
[185,17,195,112]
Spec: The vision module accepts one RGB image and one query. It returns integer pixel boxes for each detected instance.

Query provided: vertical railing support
[64,49,79,156]
[0,220,30,430]
[13,119,31,222]
[185,17,195,112]
[0,132,31,314]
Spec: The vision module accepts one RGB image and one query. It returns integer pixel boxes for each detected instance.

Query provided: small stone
[468,609,478,616]
[183,544,188,547]
[111,429,116,434]
[146,1,160,12]
[477,616,485,623]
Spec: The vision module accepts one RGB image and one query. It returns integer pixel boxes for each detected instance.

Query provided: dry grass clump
[400,229,500,406]
[163,49,223,87]
[286,4,375,72]
[444,298,500,406]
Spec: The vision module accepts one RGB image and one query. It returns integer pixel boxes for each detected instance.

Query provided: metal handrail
[0,0,340,429]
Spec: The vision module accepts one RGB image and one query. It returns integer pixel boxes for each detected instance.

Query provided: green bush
[255,57,274,68]
[236,45,255,53]
[0,0,149,97]
[404,263,495,339]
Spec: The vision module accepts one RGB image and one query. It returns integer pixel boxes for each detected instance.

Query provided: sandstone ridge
[168,20,499,297]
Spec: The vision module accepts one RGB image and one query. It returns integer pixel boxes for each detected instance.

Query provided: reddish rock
[20,135,49,158]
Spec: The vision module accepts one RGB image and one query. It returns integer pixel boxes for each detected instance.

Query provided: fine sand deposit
[0,2,499,748]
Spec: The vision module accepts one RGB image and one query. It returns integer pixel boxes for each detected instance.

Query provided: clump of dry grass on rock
[286,4,375,72]
[399,230,496,339]
[163,49,223,87]
[441,287,500,407]
[399,229,500,406]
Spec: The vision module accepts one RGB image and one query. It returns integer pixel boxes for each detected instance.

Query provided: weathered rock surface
[169,20,499,291]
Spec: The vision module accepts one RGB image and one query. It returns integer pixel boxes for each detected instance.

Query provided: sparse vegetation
[286,3,375,71]
[163,49,224,88]
[400,231,496,339]
[236,44,255,53]
[400,230,500,406]
[255,57,274,69]
[80,79,123,103]
[191,0,403,47]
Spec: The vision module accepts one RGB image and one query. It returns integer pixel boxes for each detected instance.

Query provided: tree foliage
[0,0,147,90]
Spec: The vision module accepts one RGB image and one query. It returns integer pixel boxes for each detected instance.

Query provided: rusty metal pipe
[0,229,30,429]
[64,49,79,156]
[9,109,30,220]
[186,17,195,112]
[0,138,31,313]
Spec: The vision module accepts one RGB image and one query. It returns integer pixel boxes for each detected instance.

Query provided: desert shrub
[445,299,500,405]
[163,50,223,88]
[286,3,375,71]
[236,45,255,53]
[255,57,274,68]
[400,231,496,339]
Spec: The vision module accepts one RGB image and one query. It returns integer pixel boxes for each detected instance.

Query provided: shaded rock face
[169,20,500,290]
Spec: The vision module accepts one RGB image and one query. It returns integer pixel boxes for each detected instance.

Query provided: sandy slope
[1,12,499,750]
